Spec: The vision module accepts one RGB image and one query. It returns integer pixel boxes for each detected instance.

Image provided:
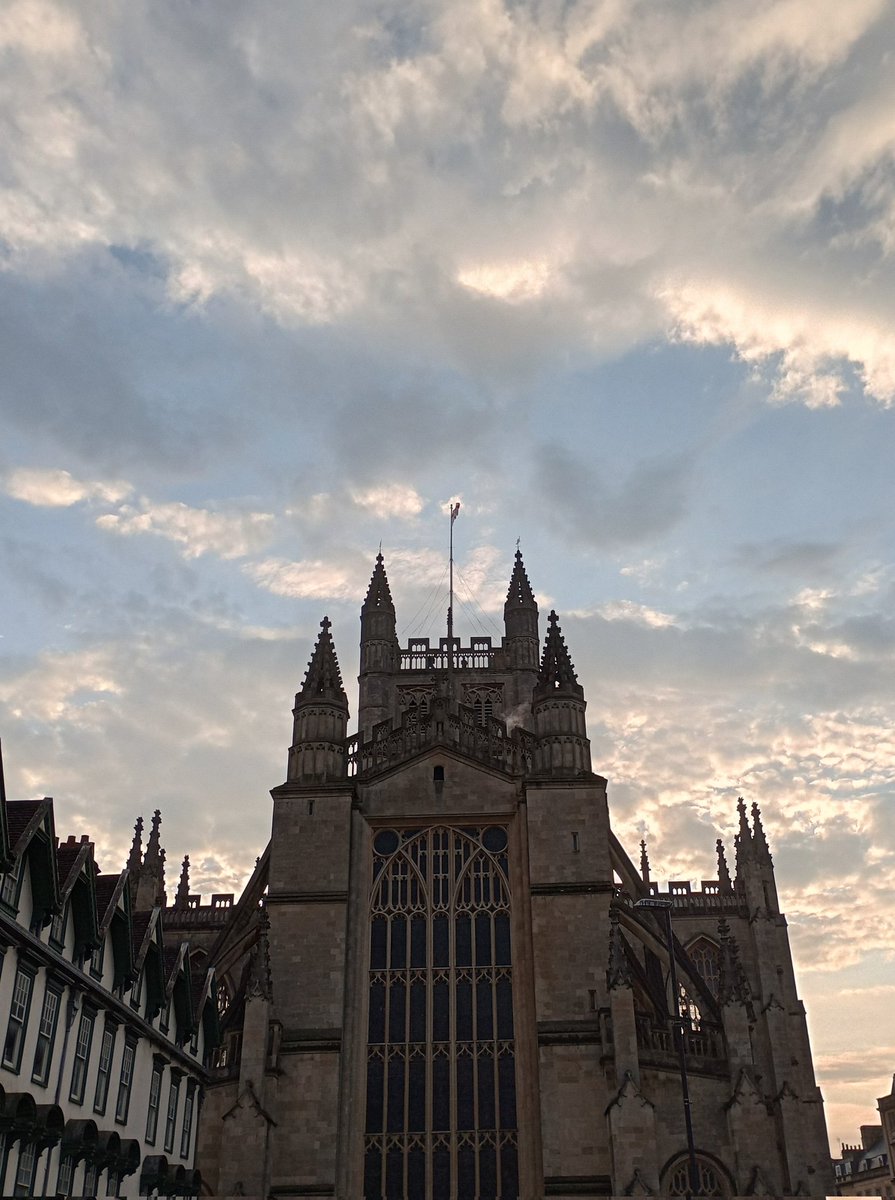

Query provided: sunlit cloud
[4,466,131,507]
[243,557,358,602]
[351,483,424,520]
[96,499,274,559]
[457,260,554,302]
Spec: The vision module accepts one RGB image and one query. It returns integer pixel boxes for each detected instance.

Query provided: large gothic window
[686,937,721,998]
[364,826,518,1200]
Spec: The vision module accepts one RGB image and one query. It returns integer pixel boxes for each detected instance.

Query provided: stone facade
[197,550,834,1198]
[832,1122,891,1197]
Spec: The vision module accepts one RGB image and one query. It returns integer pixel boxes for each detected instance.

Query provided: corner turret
[288,617,350,783]
[358,553,400,741]
[532,611,591,775]
[503,549,539,668]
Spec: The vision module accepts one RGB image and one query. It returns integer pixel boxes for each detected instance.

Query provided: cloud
[0,0,892,413]
[590,600,676,628]
[661,277,895,408]
[4,467,131,507]
[243,557,359,602]
[350,483,424,520]
[535,444,693,548]
[96,499,274,560]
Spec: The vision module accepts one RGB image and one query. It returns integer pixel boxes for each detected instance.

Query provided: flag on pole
[450,501,461,523]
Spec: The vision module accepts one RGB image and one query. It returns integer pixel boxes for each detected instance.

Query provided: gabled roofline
[164,939,190,1000]
[134,906,163,973]
[8,796,54,859]
[57,840,95,902]
[96,870,130,936]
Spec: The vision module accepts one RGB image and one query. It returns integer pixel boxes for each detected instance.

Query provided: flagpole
[447,501,460,689]
[447,504,454,687]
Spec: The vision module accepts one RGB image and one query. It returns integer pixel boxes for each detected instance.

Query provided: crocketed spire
[503,547,539,671]
[362,552,395,614]
[174,854,190,909]
[299,617,348,705]
[716,838,733,892]
[145,809,162,865]
[535,611,584,699]
[751,800,772,862]
[131,808,166,910]
[127,816,143,874]
[505,548,536,611]
[735,796,752,874]
[640,839,651,885]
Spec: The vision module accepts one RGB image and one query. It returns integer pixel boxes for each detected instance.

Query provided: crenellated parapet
[346,696,536,779]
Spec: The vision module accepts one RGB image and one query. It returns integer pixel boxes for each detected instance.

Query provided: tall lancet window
[364,826,518,1200]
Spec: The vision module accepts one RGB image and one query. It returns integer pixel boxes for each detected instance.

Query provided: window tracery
[464,687,503,728]
[686,937,721,998]
[666,1155,730,1196]
[364,825,518,1200]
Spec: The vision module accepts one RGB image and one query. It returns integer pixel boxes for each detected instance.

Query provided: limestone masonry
[196,550,834,1199]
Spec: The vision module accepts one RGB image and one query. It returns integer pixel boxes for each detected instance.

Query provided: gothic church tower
[198,552,832,1199]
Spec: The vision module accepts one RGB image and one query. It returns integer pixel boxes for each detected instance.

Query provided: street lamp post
[634,896,700,1198]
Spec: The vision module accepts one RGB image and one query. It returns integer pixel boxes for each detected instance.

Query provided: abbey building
[196,550,834,1198]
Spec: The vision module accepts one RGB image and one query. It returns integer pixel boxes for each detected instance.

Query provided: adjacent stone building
[832,1123,891,1197]
[196,551,834,1198]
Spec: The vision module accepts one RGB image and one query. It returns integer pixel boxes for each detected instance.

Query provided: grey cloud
[2,0,892,401]
[534,443,693,549]
[735,539,842,576]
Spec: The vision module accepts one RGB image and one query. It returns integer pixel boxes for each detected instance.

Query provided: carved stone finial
[716,839,732,892]
[751,801,772,861]
[145,809,162,863]
[639,840,651,885]
[174,855,190,909]
[127,816,143,874]
[735,796,752,874]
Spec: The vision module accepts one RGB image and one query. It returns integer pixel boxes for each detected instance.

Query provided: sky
[1,0,894,1152]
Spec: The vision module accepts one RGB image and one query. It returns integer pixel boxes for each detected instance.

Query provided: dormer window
[49,905,67,950]
[1,858,21,910]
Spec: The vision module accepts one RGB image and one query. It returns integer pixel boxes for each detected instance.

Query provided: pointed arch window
[364,826,518,1200]
[665,1154,730,1196]
[686,936,721,998]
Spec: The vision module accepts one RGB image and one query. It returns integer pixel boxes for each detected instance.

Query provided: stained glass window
[364,826,518,1200]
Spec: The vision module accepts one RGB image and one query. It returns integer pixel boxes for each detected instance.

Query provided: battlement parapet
[165,892,235,927]
[643,879,748,917]
[347,700,535,779]
[399,635,505,673]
